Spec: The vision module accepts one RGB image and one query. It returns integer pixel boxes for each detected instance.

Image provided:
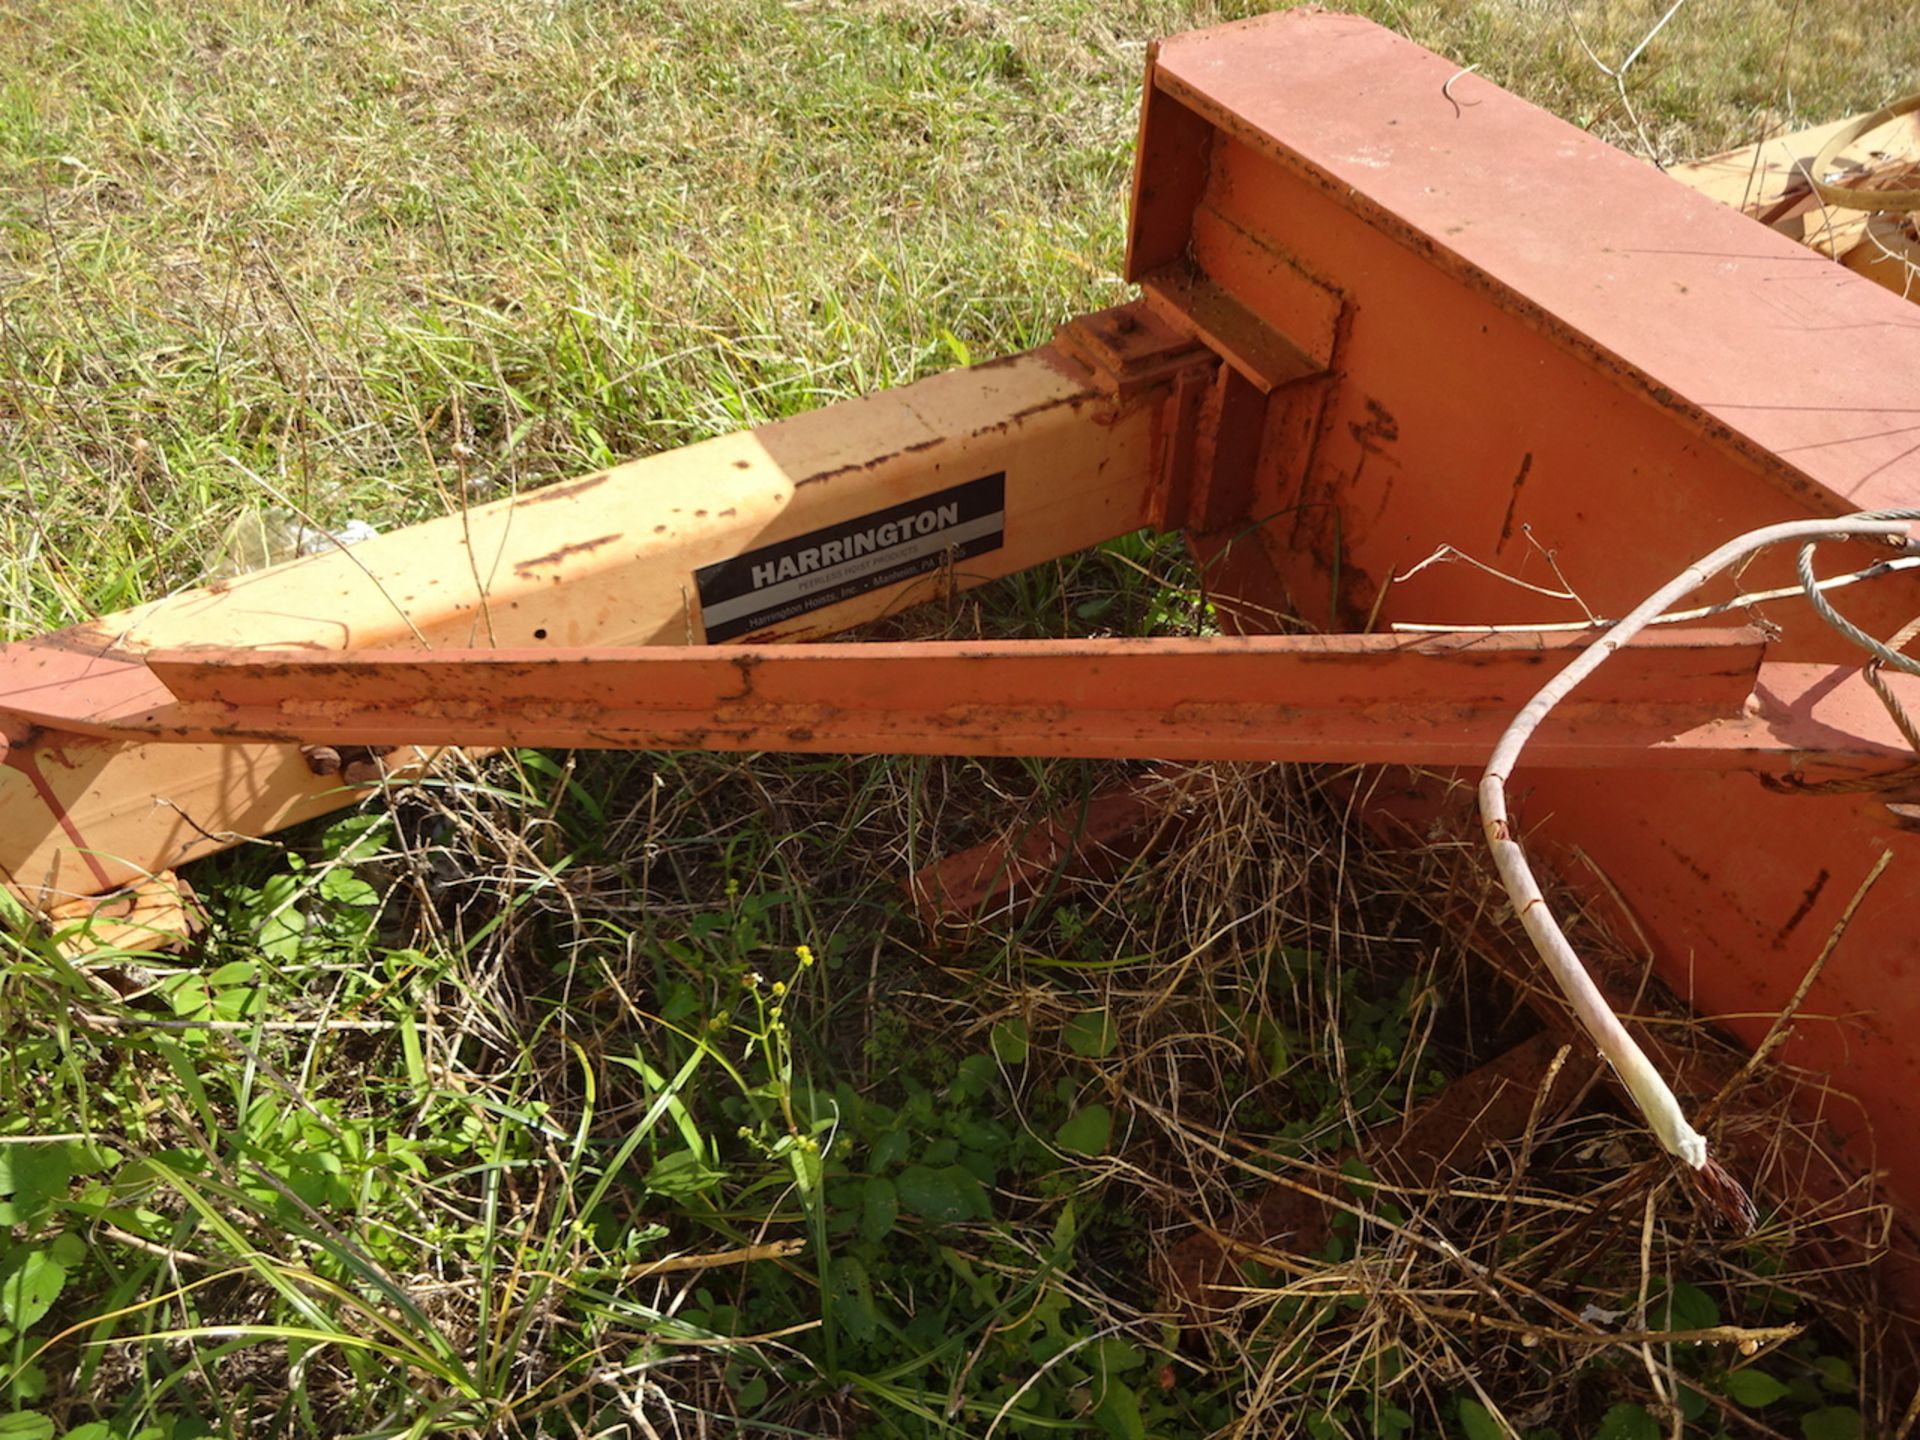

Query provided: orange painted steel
[1129,8,1920,1298]
[0,339,1190,907]
[6,629,1913,783]
[907,771,1177,929]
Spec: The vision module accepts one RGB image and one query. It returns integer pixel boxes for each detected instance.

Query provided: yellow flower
[795,944,815,967]
[771,980,788,998]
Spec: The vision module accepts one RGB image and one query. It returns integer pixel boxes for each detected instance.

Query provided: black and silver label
[694,473,1006,642]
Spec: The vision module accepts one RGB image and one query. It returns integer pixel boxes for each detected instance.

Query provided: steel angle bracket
[2,626,1915,783]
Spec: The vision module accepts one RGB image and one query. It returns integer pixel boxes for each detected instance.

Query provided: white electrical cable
[1478,514,1916,1195]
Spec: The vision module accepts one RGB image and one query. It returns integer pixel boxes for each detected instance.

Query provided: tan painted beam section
[1,346,1166,908]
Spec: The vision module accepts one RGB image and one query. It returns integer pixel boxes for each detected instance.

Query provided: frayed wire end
[1687,1154,1758,1235]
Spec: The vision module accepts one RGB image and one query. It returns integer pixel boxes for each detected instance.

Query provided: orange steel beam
[0,311,1224,909]
[1125,9,1920,1299]
[5,628,1917,781]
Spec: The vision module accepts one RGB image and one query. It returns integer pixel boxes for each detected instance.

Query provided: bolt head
[300,745,343,776]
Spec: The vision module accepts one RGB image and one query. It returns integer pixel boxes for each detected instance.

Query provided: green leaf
[733,1375,768,1411]
[1050,1198,1078,1257]
[896,1164,985,1223]
[399,1015,428,1095]
[0,1252,67,1332]
[318,811,389,858]
[1064,1010,1117,1059]
[1255,1016,1291,1076]
[1093,1380,1145,1440]
[3,1363,44,1403]
[0,1144,71,1221]
[258,901,307,962]
[0,1415,52,1440]
[163,974,214,1018]
[952,1053,997,1102]
[213,985,261,1022]
[319,867,379,909]
[1458,1398,1503,1440]
[1815,1355,1856,1393]
[1725,1369,1791,1407]
[860,1178,898,1243]
[0,1144,70,1205]
[938,328,972,368]
[618,1054,709,1161]
[643,1150,727,1199]
[63,1143,116,1178]
[1055,1105,1113,1156]
[921,1136,959,1167]
[1657,1281,1720,1333]
[896,1165,966,1221]
[1676,1384,1709,1422]
[829,1256,877,1344]
[1801,1408,1862,1440]
[1594,1404,1660,1440]
[990,1018,1030,1065]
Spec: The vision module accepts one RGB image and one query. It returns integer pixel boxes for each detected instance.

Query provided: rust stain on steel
[1773,868,1832,947]
[518,470,612,507]
[721,654,760,703]
[794,434,950,491]
[1126,13,1920,1275]
[512,533,623,575]
[1346,396,1398,458]
[1496,452,1534,553]
[4,228,1157,909]
[786,381,1105,493]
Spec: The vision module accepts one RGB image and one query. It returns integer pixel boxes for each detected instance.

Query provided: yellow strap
[1808,93,1920,212]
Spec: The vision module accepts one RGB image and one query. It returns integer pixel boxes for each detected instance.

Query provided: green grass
[3,1,1919,1437]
